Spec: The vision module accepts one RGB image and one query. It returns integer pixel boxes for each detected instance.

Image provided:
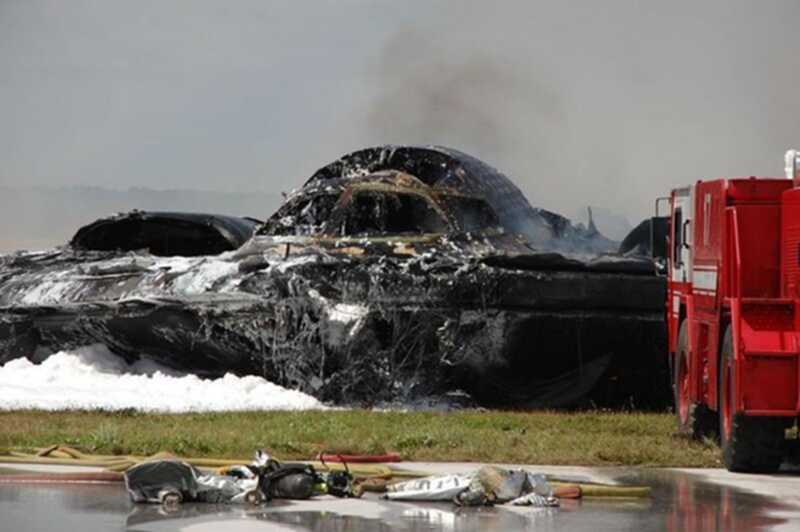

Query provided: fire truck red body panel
[667,177,800,417]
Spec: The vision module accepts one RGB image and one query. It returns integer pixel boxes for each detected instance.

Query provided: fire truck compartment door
[671,188,694,284]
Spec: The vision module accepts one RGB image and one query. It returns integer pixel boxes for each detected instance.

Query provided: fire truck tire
[674,320,716,439]
[719,326,784,473]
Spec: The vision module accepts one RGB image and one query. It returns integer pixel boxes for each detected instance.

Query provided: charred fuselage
[0,146,668,407]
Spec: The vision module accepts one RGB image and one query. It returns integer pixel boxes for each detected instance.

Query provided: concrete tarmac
[2,462,800,531]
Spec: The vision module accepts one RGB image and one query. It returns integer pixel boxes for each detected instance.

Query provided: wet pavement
[0,467,796,531]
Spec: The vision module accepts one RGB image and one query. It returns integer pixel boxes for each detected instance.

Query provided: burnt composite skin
[0,146,667,407]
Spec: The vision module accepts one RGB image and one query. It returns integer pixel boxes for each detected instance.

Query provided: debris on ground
[125,459,262,506]
[384,465,559,507]
[0,444,651,511]
[124,450,360,506]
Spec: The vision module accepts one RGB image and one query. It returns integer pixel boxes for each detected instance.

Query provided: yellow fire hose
[0,445,397,477]
[550,481,651,499]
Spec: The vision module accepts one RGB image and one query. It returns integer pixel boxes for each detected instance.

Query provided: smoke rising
[364,1,800,230]
[3,1,800,250]
[366,29,564,172]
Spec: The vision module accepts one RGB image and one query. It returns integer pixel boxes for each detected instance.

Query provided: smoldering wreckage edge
[0,145,669,408]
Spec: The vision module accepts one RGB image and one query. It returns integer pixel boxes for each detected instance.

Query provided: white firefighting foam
[0,344,324,412]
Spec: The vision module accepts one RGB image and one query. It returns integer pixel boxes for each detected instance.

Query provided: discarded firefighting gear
[124,460,262,506]
[384,465,558,507]
[124,450,360,506]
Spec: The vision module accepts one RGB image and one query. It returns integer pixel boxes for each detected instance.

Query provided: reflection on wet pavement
[0,470,791,531]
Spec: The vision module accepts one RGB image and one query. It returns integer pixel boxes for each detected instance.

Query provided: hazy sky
[3,0,800,223]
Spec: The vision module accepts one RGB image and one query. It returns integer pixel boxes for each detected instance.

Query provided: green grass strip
[0,410,721,468]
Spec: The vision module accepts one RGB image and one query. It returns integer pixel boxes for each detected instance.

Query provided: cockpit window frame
[324,186,453,238]
[257,176,503,240]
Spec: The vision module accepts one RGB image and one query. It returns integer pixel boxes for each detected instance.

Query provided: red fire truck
[668,150,800,472]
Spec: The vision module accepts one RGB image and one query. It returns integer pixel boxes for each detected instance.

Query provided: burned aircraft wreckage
[0,146,668,407]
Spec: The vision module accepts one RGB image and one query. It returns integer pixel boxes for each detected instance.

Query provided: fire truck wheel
[674,320,717,439]
[719,326,784,473]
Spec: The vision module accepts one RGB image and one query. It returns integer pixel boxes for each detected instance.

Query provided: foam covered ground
[0,344,324,412]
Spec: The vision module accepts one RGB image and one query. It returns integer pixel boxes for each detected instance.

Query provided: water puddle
[0,469,791,531]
